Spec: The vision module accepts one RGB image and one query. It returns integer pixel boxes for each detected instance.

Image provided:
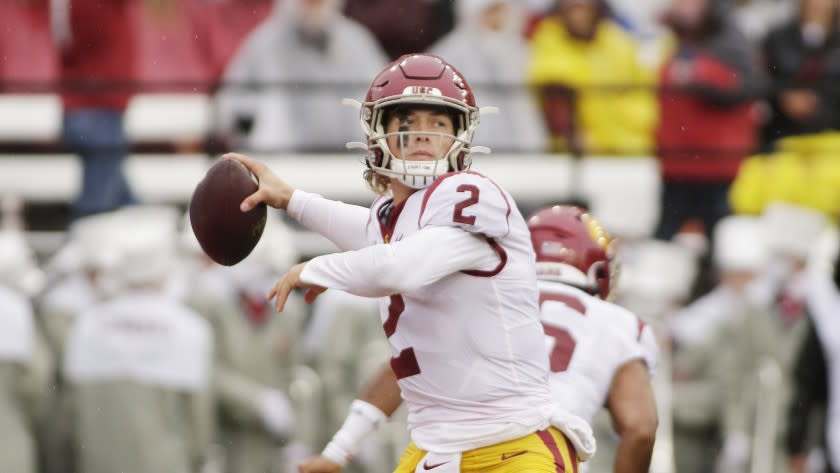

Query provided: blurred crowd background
[1,0,840,472]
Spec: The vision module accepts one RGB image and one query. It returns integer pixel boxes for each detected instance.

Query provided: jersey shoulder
[539,281,650,357]
[591,296,659,375]
[539,282,637,329]
[417,171,512,239]
[588,296,644,336]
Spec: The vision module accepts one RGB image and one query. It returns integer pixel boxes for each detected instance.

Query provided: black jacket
[762,22,840,146]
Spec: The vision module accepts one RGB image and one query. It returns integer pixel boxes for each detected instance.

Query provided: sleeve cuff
[287,189,316,222]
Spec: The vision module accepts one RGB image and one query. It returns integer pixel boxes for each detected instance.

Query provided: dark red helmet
[360,54,480,189]
[527,205,617,299]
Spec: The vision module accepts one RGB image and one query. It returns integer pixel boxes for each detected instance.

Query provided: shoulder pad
[418,172,512,239]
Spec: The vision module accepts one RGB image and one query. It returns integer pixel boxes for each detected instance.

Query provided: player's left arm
[268,173,510,309]
[268,226,499,310]
[607,359,659,473]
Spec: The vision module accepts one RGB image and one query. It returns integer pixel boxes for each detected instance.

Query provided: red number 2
[384,295,421,380]
[540,293,586,373]
[453,184,480,225]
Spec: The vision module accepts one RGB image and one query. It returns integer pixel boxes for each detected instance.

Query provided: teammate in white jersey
[528,205,659,473]
[229,53,589,472]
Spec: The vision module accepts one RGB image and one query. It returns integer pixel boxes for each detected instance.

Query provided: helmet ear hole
[594,264,607,280]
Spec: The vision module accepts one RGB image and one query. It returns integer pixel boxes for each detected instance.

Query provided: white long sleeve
[287,190,371,251]
[299,226,501,298]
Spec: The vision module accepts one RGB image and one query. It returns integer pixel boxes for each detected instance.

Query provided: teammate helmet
[360,54,480,189]
[527,205,616,299]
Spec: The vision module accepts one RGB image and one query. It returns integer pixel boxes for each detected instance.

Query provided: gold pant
[393,427,578,473]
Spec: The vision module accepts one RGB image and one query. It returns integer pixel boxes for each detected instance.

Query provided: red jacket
[60,0,136,111]
[657,50,759,181]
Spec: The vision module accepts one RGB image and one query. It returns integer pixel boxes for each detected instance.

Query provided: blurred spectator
[0,230,45,300]
[654,0,764,241]
[529,0,658,155]
[717,202,826,473]
[787,236,840,473]
[604,0,672,42]
[303,290,381,438]
[787,320,832,473]
[611,238,699,471]
[664,217,767,473]
[429,0,549,153]
[670,215,769,348]
[614,238,699,323]
[761,0,840,148]
[302,289,400,473]
[0,231,52,473]
[343,0,454,60]
[196,0,277,79]
[132,0,275,90]
[0,0,58,91]
[215,0,388,152]
[732,0,796,44]
[38,211,113,473]
[132,0,216,93]
[667,216,768,473]
[52,0,169,218]
[0,247,52,473]
[729,132,840,217]
[63,208,214,473]
[183,215,308,473]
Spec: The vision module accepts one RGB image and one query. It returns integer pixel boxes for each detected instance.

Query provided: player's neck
[390,181,417,205]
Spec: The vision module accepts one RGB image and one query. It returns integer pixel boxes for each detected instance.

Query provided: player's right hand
[298,455,343,473]
[269,262,326,312]
[223,152,296,211]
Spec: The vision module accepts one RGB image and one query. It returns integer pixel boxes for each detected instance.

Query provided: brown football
[189,159,266,266]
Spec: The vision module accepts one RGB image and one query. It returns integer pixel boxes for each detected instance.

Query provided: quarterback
[229,54,589,472]
[298,205,658,473]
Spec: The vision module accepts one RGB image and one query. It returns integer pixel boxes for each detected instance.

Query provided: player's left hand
[269,263,326,312]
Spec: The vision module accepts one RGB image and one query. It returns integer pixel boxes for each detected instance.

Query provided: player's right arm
[226,153,371,251]
[298,362,403,473]
[607,359,658,473]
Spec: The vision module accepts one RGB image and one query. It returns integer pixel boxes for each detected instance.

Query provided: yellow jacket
[729,132,840,217]
[529,17,657,155]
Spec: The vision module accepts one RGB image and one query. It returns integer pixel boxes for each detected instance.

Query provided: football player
[528,205,659,473]
[228,54,592,472]
[297,205,658,473]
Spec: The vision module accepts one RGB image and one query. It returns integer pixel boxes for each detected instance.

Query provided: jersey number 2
[384,295,421,380]
[540,293,585,373]
[452,184,479,224]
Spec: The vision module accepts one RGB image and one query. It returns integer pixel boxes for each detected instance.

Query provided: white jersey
[64,290,212,391]
[365,172,552,452]
[538,280,658,423]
